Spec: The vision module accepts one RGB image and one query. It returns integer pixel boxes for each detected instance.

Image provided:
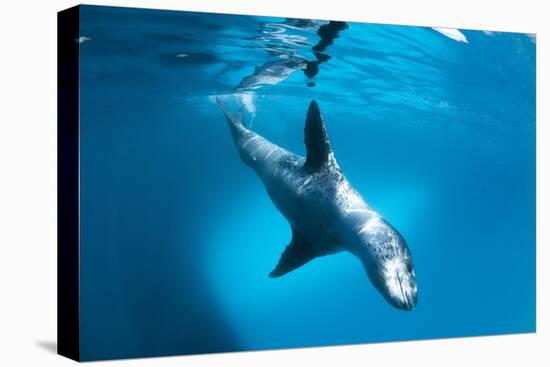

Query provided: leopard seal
[217,98,417,310]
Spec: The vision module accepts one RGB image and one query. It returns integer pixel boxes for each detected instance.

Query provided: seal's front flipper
[269,228,317,278]
[303,100,335,172]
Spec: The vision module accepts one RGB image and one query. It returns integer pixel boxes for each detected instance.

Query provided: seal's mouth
[395,271,416,310]
[379,257,417,310]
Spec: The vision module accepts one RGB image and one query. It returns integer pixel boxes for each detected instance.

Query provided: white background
[0,0,547,365]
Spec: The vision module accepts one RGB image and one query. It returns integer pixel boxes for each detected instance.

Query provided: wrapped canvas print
[57,4,536,362]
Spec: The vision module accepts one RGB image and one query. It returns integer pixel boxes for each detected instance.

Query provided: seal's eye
[406,263,413,273]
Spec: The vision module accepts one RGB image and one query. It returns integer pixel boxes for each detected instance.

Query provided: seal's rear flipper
[216,97,247,142]
[216,97,244,128]
[269,228,317,277]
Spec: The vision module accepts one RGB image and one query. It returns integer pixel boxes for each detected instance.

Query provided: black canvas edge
[57,5,81,362]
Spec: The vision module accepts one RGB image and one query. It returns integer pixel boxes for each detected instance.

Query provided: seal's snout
[379,255,417,311]
[395,275,417,311]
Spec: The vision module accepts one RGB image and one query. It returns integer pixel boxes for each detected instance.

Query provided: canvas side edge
[57,5,81,362]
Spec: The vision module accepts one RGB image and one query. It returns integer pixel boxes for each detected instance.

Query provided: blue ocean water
[77,5,536,361]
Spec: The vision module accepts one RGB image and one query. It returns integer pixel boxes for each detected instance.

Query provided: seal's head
[358,216,417,310]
